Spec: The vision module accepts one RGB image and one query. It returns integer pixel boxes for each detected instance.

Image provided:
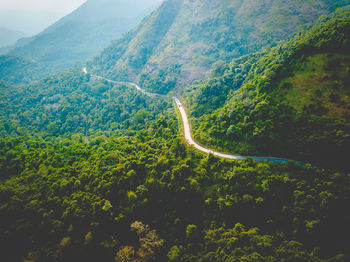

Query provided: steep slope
[89,0,350,93]
[189,6,350,170]
[5,0,160,82]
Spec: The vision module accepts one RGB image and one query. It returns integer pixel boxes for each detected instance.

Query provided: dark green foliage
[190,7,350,170]
[0,55,45,84]
[1,132,349,261]
[189,54,262,116]
[177,223,346,261]
[139,64,181,94]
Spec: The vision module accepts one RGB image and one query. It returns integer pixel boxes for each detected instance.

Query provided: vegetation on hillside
[190,7,350,170]
[0,55,45,84]
[1,3,350,262]
[0,69,171,137]
[90,0,350,92]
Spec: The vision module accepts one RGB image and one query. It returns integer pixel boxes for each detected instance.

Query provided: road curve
[83,68,304,164]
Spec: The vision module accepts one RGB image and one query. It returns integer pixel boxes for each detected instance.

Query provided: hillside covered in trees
[189,6,350,171]
[0,68,171,137]
[0,1,350,262]
[89,0,350,93]
[1,115,350,261]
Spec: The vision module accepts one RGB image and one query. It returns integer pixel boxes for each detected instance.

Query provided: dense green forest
[1,1,350,262]
[0,68,171,137]
[0,55,46,84]
[1,123,349,261]
[189,7,350,171]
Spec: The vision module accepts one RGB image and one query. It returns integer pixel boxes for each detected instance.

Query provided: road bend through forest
[83,68,305,165]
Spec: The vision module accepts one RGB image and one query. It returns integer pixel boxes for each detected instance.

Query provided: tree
[116,221,165,262]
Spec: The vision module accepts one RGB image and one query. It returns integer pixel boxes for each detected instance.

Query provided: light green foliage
[102,200,113,211]
[0,68,172,137]
[167,245,181,261]
[186,224,198,239]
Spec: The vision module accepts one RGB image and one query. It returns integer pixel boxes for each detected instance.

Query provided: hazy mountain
[0,46,11,55]
[6,0,162,81]
[0,27,26,48]
[89,0,350,93]
[0,10,64,36]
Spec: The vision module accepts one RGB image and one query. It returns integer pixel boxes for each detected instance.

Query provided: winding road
[83,68,304,165]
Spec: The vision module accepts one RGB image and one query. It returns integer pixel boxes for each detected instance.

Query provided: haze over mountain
[0,27,26,48]
[6,0,162,80]
[89,0,350,93]
[0,10,65,36]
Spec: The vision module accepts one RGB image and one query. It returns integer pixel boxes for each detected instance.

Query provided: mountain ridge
[89,0,350,93]
[3,0,161,83]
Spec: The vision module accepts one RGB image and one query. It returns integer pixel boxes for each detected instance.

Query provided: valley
[0,1,350,262]
[85,67,303,164]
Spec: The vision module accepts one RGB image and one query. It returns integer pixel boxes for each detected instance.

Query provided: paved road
[83,68,304,164]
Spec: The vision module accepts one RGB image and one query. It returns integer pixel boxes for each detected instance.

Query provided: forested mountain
[189,6,350,171]
[89,0,350,93]
[1,61,350,260]
[1,1,350,262]
[2,0,161,83]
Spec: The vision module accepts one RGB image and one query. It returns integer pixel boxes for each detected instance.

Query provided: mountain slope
[0,55,44,84]
[0,27,25,48]
[5,0,160,82]
[189,6,350,170]
[89,0,350,93]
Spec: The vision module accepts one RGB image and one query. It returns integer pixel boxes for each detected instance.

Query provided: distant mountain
[0,27,25,48]
[89,0,350,94]
[0,10,64,36]
[6,0,161,82]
